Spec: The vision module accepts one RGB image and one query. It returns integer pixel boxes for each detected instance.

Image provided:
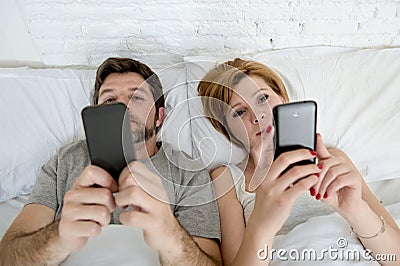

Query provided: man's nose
[117,97,131,108]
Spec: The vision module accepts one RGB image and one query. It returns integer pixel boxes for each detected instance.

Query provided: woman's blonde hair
[197,58,289,141]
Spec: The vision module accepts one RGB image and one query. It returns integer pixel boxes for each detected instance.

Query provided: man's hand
[115,161,182,253]
[59,165,118,252]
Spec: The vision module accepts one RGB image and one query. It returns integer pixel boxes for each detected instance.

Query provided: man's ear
[156,107,165,127]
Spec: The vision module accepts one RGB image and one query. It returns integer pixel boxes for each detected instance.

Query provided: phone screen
[81,103,136,181]
[273,100,317,166]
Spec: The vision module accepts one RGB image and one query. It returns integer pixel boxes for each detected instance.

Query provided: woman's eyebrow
[230,102,243,110]
[230,90,266,109]
[258,87,271,93]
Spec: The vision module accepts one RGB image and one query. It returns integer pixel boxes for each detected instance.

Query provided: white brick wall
[3,0,400,68]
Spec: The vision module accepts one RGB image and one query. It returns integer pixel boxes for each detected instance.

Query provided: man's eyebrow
[132,87,150,95]
[99,88,115,97]
[99,86,150,97]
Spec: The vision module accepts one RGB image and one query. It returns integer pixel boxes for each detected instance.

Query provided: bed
[1,46,399,265]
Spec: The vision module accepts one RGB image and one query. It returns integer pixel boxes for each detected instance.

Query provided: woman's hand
[248,124,275,191]
[249,147,321,235]
[313,134,364,217]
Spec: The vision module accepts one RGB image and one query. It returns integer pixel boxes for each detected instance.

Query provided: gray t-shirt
[28,139,221,241]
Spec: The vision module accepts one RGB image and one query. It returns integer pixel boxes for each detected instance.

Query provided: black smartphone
[273,100,317,167]
[81,102,136,181]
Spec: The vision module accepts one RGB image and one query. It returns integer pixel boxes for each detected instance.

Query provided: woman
[197,58,400,265]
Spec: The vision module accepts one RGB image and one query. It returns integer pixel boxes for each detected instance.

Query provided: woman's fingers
[312,152,348,192]
[249,125,275,191]
[275,164,321,192]
[316,133,331,160]
[284,174,320,203]
[325,172,360,199]
[317,164,351,199]
[267,149,317,181]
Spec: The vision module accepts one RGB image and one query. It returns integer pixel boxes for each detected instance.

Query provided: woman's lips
[256,125,272,136]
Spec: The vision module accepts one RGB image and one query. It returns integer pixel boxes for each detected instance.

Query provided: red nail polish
[316,193,321,200]
[318,164,323,169]
[266,125,272,134]
[315,173,320,178]
[310,187,316,196]
[310,150,317,156]
[323,193,328,199]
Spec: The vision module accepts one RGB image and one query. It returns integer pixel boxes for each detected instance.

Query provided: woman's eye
[233,110,245,118]
[131,96,143,101]
[258,94,269,104]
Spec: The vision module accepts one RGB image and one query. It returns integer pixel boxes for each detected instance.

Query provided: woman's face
[225,75,284,149]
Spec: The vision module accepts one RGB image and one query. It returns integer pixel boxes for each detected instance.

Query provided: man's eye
[105,98,115,104]
[233,110,245,118]
[258,94,269,104]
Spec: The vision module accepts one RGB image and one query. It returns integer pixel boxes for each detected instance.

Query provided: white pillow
[254,47,400,182]
[156,65,194,158]
[0,65,191,202]
[184,57,247,171]
[184,47,400,182]
[0,68,95,202]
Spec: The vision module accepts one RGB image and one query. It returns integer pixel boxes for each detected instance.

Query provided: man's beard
[132,117,157,143]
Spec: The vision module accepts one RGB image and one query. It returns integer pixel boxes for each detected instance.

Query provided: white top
[227,164,333,235]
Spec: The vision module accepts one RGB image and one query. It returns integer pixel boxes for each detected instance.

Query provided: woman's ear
[280,96,286,103]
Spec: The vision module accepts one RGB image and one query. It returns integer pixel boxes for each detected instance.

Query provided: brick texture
[17,0,400,67]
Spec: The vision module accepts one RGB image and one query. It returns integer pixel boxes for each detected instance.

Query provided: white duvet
[270,201,400,265]
[62,202,400,266]
[63,226,160,266]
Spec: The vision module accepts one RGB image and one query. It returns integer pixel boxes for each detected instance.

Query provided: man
[0,58,221,265]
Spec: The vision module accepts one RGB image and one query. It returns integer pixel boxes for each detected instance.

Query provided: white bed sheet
[63,201,400,265]
[0,195,28,239]
[271,202,400,265]
[1,195,399,265]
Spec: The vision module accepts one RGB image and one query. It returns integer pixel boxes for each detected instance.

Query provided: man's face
[97,72,163,143]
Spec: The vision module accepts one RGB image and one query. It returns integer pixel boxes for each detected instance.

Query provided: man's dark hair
[93,58,165,127]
